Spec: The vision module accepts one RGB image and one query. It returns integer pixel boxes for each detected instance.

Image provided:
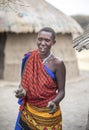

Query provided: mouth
[39,47,47,53]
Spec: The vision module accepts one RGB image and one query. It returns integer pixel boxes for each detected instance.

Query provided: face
[37,31,55,56]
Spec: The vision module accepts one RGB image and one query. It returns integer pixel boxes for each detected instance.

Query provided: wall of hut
[52,34,79,80]
[4,33,79,81]
[0,33,6,79]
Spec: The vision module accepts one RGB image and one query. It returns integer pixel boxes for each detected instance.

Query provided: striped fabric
[19,50,62,129]
[21,50,58,108]
[73,24,89,51]
[20,103,62,130]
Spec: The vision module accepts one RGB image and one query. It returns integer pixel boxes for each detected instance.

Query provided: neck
[40,52,51,60]
[42,52,52,64]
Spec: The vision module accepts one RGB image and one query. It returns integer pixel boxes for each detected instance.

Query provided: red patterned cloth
[21,50,58,108]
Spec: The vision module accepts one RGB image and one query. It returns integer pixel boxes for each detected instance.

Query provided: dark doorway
[0,33,7,79]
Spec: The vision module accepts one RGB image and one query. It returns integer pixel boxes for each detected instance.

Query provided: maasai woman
[15,27,66,130]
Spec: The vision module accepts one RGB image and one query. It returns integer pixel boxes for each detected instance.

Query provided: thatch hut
[73,24,89,51]
[0,0,83,81]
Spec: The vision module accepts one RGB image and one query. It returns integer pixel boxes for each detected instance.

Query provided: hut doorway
[0,33,7,79]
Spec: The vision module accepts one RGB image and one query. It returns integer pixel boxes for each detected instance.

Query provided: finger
[14,88,23,94]
[14,90,20,94]
[49,107,56,114]
[49,110,55,114]
[16,91,25,96]
[49,104,57,114]
[19,88,23,92]
[47,101,52,108]
[15,93,24,98]
[47,103,50,108]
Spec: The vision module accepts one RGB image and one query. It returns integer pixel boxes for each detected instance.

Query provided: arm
[47,60,66,114]
[15,53,30,98]
[52,60,66,104]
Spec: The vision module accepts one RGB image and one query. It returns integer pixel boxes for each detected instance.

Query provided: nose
[41,40,45,45]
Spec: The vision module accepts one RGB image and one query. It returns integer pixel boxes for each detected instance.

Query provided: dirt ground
[0,50,89,130]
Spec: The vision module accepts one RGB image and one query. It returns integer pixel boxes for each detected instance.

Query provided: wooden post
[86,111,89,130]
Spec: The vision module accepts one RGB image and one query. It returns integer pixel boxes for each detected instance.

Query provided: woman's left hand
[47,101,57,114]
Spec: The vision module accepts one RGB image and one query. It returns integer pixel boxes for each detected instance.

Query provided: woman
[15,27,66,130]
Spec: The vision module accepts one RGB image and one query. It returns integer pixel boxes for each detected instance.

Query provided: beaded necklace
[42,53,52,64]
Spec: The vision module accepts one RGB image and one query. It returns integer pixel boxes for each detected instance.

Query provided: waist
[26,94,57,107]
[24,102,61,118]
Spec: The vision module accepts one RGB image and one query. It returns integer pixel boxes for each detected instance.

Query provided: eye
[38,38,42,41]
[45,39,50,42]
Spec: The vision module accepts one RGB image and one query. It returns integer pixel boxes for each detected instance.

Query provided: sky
[46,0,89,15]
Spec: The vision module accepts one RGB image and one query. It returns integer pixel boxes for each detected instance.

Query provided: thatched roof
[0,0,83,34]
[73,24,89,51]
[72,15,89,30]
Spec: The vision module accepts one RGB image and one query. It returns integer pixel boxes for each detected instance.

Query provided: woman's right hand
[15,86,26,99]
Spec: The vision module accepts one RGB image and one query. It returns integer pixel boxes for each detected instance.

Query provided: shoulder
[22,52,31,64]
[23,49,37,58]
[52,54,65,66]
[52,55,66,71]
[23,52,30,59]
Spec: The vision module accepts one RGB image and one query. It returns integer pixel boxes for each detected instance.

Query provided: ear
[53,40,56,45]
